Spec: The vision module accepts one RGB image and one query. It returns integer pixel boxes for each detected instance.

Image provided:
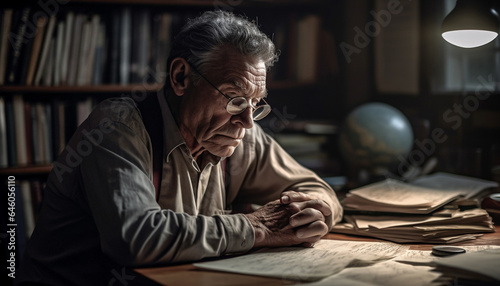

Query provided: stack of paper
[341,173,498,214]
[333,173,498,243]
[332,208,494,243]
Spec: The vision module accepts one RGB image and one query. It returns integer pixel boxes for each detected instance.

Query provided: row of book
[0,6,339,87]
[0,7,175,86]
[1,178,45,263]
[0,95,95,168]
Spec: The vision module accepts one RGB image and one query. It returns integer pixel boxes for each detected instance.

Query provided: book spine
[33,15,56,86]
[20,180,35,239]
[6,8,31,85]
[0,97,7,167]
[136,9,150,83]
[24,101,33,165]
[76,18,91,86]
[44,104,53,162]
[56,101,65,156]
[12,94,27,166]
[109,10,120,84]
[60,11,74,86]
[5,99,16,166]
[17,10,37,86]
[0,9,14,85]
[25,15,47,86]
[120,7,131,85]
[53,21,65,86]
[85,14,100,85]
[92,23,105,85]
[36,103,46,164]
[67,14,83,86]
[30,104,40,164]
[35,103,45,164]
[41,37,55,86]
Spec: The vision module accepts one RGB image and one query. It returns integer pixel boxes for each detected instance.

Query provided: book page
[194,240,409,282]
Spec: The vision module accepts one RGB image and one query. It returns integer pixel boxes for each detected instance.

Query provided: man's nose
[232,107,254,129]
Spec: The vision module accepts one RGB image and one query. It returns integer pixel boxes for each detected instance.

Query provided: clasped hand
[245,191,332,248]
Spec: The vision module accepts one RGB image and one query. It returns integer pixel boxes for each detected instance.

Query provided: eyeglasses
[189,64,272,121]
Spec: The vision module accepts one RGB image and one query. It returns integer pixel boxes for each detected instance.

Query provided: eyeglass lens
[226,97,271,120]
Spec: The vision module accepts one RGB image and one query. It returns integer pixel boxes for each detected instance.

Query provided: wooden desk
[133,225,500,286]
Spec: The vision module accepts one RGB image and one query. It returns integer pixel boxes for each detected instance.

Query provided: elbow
[102,239,146,267]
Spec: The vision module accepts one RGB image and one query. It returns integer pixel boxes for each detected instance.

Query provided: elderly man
[17,10,342,285]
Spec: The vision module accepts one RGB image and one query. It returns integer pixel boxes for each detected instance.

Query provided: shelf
[0,83,163,94]
[0,81,323,94]
[69,0,330,7]
[0,164,52,176]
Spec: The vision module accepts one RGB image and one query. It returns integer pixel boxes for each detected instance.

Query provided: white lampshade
[442,30,498,48]
[441,0,499,48]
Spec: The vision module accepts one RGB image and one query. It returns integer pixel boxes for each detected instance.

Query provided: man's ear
[169,58,191,96]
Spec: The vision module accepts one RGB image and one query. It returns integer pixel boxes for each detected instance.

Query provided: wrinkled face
[179,49,268,158]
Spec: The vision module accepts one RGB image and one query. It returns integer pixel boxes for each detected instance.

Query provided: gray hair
[166,10,279,84]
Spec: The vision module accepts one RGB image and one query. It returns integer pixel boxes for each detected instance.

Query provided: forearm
[110,210,254,265]
[82,147,254,265]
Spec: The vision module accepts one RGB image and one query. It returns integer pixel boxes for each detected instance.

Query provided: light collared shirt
[17,91,342,286]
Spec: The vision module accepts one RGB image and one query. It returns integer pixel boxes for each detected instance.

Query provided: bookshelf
[0,0,339,174]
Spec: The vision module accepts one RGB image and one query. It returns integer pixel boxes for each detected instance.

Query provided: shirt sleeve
[227,124,343,228]
[78,99,253,266]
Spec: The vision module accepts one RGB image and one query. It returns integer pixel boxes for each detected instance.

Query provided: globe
[338,102,414,174]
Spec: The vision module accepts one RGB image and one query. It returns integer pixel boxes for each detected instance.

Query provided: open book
[341,172,498,214]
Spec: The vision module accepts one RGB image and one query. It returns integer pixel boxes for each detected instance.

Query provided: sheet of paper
[331,222,488,244]
[395,245,500,266]
[305,245,500,286]
[433,248,500,282]
[348,179,461,207]
[193,240,409,281]
[302,260,440,286]
[350,208,490,229]
[412,172,498,199]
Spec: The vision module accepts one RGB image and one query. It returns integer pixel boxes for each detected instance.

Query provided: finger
[288,199,332,217]
[295,220,329,240]
[280,191,313,204]
[299,241,316,248]
[289,208,325,228]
